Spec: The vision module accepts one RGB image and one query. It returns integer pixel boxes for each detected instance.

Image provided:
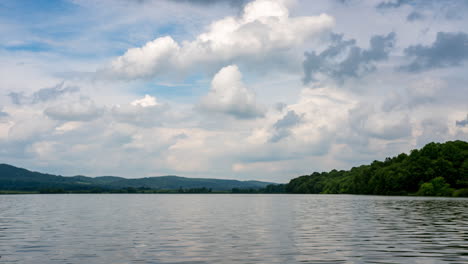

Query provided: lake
[0,194,467,263]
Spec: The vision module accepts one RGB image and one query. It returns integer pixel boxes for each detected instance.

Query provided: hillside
[0,164,275,192]
[2,141,466,196]
[285,140,468,197]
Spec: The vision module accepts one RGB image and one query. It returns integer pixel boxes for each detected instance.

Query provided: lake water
[0,194,467,264]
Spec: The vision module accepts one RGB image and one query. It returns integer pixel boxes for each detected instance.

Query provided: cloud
[171,0,247,7]
[8,93,23,105]
[376,0,412,9]
[107,0,334,79]
[270,110,303,142]
[405,78,445,105]
[131,94,158,107]
[242,87,354,163]
[112,95,169,127]
[128,0,247,6]
[2,0,467,182]
[7,115,57,142]
[0,109,9,129]
[456,115,468,127]
[377,0,468,10]
[349,104,412,140]
[0,109,8,119]
[198,65,264,119]
[399,32,468,72]
[381,91,403,112]
[381,78,447,112]
[416,118,450,147]
[8,82,79,105]
[376,0,468,20]
[406,11,424,21]
[303,32,395,84]
[109,36,180,79]
[44,97,104,122]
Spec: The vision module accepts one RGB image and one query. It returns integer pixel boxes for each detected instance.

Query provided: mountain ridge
[0,164,276,192]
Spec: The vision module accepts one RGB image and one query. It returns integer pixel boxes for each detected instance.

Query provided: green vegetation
[0,190,38,194]
[232,184,286,193]
[1,141,466,196]
[285,140,468,197]
[178,187,212,193]
[0,164,274,193]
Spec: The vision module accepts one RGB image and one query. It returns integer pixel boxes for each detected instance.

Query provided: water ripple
[0,194,467,264]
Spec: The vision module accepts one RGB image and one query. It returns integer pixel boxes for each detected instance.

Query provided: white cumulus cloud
[199,65,264,119]
[108,0,334,79]
[131,94,159,107]
[112,95,168,127]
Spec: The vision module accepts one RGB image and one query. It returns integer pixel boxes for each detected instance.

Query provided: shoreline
[2,191,467,198]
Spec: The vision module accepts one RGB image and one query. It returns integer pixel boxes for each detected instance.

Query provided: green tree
[417,182,435,196]
[417,177,453,196]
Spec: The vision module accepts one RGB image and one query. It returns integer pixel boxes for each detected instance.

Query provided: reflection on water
[0,194,467,264]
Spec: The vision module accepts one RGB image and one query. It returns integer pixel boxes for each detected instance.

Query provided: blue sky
[0,0,467,182]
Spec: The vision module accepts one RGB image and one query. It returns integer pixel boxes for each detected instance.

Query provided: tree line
[2,140,466,196]
[284,140,468,197]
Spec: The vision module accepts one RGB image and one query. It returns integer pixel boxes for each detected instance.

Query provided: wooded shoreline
[1,141,467,197]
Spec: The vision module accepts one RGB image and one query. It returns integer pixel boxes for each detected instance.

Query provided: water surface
[0,194,467,263]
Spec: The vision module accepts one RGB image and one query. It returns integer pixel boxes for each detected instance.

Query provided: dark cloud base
[456,115,468,127]
[400,31,468,72]
[8,82,79,105]
[303,32,395,84]
[270,110,303,143]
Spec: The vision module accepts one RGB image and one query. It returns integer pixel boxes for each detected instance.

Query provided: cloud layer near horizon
[0,0,467,182]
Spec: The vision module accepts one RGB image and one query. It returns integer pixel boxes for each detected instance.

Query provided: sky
[0,0,467,182]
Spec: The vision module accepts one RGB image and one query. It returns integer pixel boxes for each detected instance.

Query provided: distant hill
[0,164,275,192]
[285,140,468,197]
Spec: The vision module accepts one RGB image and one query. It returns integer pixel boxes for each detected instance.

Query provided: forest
[285,140,468,197]
[1,141,466,196]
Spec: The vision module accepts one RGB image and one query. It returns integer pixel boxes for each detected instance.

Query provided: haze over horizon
[0,0,467,182]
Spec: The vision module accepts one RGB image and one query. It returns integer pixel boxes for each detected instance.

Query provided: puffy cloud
[2,0,467,182]
[8,82,79,105]
[303,32,395,84]
[198,65,264,119]
[242,87,354,163]
[44,97,104,122]
[270,110,303,142]
[400,32,468,72]
[110,37,180,79]
[108,0,334,79]
[112,95,169,127]
[131,94,159,107]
